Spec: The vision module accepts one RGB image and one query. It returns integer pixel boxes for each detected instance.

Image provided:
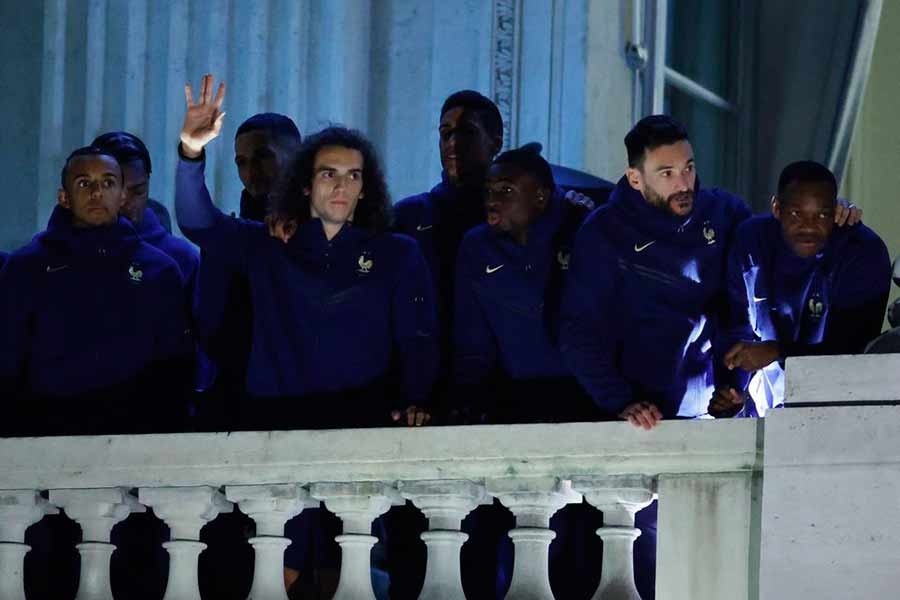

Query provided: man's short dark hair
[272,126,390,233]
[235,113,302,147]
[625,115,690,168]
[91,131,152,175]
[777,160,838,203]
[493,147,555,190]
[440,90,504,141]
[60,146,122,188]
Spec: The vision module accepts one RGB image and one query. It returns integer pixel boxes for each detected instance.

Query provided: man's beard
[644,185,694,216]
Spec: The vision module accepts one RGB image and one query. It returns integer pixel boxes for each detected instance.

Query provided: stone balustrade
[0,417,762,600]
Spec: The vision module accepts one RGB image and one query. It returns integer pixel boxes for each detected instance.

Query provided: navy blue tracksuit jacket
[560,177,752,418]
[0,209,192,435]
[726,215,890,415]
[453,190,593,422]
[176,155,438,428]
[135,206,200,292]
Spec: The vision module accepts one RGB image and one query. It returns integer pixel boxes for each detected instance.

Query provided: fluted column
[0,490,57,600]
[399,480,490,600]
[488,478,582,600]
[311,482,402,600]
[50,488,144,600]
[139,486,232,600]
[572,476,655,600]
[225,484,319,600]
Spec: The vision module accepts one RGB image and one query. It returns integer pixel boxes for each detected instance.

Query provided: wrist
[179,140,204,159]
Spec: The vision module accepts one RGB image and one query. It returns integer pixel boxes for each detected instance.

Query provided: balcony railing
[2,354,894,600]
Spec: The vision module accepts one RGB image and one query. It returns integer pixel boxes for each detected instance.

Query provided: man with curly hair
[175,74,437,428]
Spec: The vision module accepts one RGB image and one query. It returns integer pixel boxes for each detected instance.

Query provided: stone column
[311,482,402,600]
[572,476,655,600]
[488,478,582,600]
[139,486,232,600]
[50,488,144,600]
[399,480,490,600]
[0,490,56,600]
[225,484,319,600]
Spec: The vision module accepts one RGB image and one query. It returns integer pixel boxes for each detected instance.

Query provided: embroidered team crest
[357,253,373,274]
[128,264,143,284]
[807,297,825,318]
[557,251,571,270]
[702,221,716,245]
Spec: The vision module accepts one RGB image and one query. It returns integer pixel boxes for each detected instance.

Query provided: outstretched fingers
[184,83,194,108]
[213,81,226,110]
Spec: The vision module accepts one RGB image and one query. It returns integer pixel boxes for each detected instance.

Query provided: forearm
[175,148,223,232]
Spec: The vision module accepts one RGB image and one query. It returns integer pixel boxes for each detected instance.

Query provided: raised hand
[180,74,226,158]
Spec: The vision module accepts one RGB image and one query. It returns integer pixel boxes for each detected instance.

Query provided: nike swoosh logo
[634,241,656,252]
[416,224,433,231]
[486,264,504,274]
[46,265,69,273]
[753,296,768,303]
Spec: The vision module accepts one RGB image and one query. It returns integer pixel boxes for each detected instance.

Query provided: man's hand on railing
[709,386,746,418]
[180,73,226,159]
[392,405,432,427]
[724,341,780,372]
[619,401,662,430]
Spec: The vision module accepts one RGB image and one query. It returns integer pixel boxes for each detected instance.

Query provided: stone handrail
[0,419,763,600]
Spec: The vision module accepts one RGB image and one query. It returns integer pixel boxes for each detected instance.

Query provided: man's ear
[625,167,643,192]
[771,195,781,219]
[302,186,310,197]
[490,135,503,157]
[535,188,549,211]
[57,188,70,209]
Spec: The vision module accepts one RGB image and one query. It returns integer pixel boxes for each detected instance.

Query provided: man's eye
[790,210,800,218]
[685,165,694,174]
[660,171,671,178]
[321,171,333,179]
[349,172,361,181]
[77,180,89,188]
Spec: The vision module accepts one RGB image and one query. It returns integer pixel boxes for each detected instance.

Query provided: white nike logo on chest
[486,264,504,274]
[634,241,656,252]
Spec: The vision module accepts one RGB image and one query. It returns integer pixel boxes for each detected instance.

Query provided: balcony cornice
[0,419,762,490]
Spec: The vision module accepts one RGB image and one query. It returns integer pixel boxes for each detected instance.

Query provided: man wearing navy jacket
[712,161,890,417]
[175,75,437,424]
[454,147,594,423]
[0,146,192,437]
[560,115,753,429]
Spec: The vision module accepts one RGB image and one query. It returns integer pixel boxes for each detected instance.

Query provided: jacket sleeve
[559,223,633,416]
[717,231,757,392]
[452,240,498,387]
[392,241,439,407]
[0,257,32,434]
[781,235,891,357]
[175,151,256,275]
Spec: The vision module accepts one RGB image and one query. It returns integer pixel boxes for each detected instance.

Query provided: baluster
[311,482,402,600]
[572,476,655,600]
[0,490,56,600]
[50,488,144,600]
[139,486,232,600]
[399,480,490,600]
[225,484,318,600]
[488,478,582,600]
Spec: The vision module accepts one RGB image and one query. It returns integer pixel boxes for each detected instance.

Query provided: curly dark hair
[271,126,391,233]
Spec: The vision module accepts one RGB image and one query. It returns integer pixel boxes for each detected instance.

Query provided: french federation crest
[557,251,570,271]
[702,221,716,245]
[128,263,143,284]
[808,297,825,318]
[357,253,373,274]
